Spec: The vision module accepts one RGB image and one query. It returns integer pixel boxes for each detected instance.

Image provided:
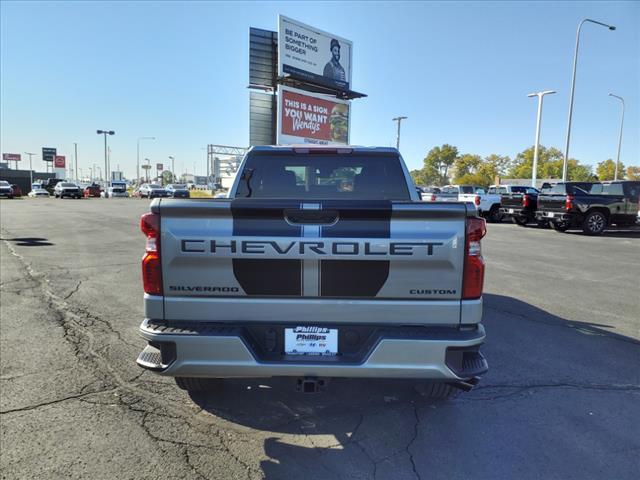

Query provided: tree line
[410,144,640,187]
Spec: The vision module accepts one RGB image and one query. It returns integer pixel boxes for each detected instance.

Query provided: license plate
[508,208,514,214]
[545,212,555,218]
[285,327,338,356]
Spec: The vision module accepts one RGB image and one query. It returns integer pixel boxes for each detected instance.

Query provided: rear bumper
[535,210,574,222]
[137,319,487,380]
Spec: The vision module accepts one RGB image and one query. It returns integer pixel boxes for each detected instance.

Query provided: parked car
[536,181,640,235]
[28,188,50,198]
[84,184,102,198]
[426,185,502,222]
[417,186,441,201]
[498,186,542,226]
[10,184,23,197]
[54,182,83,199]
[137,183,167,199]
[165,183,190,198]
[0,180,14,198]
[136,146,489,397]
[101,186,129,198]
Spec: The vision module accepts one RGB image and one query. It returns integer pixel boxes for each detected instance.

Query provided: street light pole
[137,137,155,185]
[392,116,408,150]
[168,156,175,181]
[145,158,151,182]
[97,130,115,188]
[562,18,616,181]
[528,90,556,188]
[608,93,624,181]
[24,152,36,189]
[74,143,78,183]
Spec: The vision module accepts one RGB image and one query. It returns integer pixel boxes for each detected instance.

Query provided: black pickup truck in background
[499,186,541,226]
[536,181,640,235]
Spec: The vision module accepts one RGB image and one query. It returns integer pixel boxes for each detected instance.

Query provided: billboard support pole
[392,116,408,150]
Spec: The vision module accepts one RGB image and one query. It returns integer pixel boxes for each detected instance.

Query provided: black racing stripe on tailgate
[231,199,302,296]
[320,200,391,297]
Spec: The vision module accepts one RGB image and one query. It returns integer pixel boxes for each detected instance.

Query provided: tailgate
[501,194,523,208]
[537,194,567,212]
[156,199,468,325]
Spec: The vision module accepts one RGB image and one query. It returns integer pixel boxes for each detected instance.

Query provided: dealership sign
[42,147,56,162]
[278,15,353,92]
[2,153,21,161]
[54,156,66,168]
[277,86,349,146]
[156,163,163,171]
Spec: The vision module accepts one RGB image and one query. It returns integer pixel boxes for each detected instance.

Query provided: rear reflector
[141,212,162,295]
[463,217,486,300]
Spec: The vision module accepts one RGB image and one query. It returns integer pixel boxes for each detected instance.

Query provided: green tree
[161,170,175,186]
[626,166,640,180]
[509,145,564,179]
[452,154,482,179]
[484,154,512,176]
[423,144,459,185]
[596,159,624,181]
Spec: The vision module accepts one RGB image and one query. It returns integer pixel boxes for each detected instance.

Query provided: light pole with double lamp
[608,93,624,181]
[527,90,556,188]
[137,137,155,185]
[97,130,115,188]
[562,18,616,181]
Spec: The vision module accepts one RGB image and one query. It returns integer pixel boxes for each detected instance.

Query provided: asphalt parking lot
[1,198,639,480]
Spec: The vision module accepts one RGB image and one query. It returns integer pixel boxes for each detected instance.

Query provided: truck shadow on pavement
[1,237,54,246]
[189,294,640,480]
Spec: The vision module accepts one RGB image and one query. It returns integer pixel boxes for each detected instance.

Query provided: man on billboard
[323,39,346,82]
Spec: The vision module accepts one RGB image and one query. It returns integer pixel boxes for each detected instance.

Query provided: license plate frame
[284,327,338,356]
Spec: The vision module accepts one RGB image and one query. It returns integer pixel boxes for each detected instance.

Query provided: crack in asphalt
[0,387,118,415]
[64,280,82,299]
[406,404,422,480]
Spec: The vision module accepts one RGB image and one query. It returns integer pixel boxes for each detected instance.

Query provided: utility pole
[168,156,175,181]
[608,93,624,180]
[74,143,78,183]
[24,152,36,189]
[96,130,115,189]
[392,116,408,150]
[527,90,556,188]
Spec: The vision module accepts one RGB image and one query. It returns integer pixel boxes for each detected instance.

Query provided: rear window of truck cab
[589,183,624,196]
[236,154,411,200]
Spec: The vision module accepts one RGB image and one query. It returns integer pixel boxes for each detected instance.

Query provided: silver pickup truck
[137,146,488,397]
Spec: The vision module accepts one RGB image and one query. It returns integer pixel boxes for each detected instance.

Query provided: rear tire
[512,216,529,227]
[551,221,570,232]
[417,382,459,399]
[582,211,607,236]
[487,205,503,223]
[175,377,223,392]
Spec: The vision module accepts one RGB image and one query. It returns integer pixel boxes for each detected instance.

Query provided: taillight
[140,212,162,295]
[565,194,574,211]
[430,194,436,202]
[463,217,486,300]
[474,195,481,206]
[522,194,530,208]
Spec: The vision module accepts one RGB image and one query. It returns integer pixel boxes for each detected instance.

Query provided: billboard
[42,147,56,162]
[54,156,66,168]
[2,153,21,161]
[278,15,352,92]
[277,86,350,146]
[156,163,163,171]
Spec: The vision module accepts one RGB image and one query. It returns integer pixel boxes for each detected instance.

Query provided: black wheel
[551,221,570,232]
[582,211,607,236]
[174,377,223,392]
[512,216,529,227]
[487,206,503,223]
[537,220,551,229]
[417,382,459,399]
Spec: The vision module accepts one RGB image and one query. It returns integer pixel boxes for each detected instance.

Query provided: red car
[84,185,101,198]
[10,184,23,197]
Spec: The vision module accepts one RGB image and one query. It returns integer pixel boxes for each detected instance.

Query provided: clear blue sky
[1,1,638,178]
